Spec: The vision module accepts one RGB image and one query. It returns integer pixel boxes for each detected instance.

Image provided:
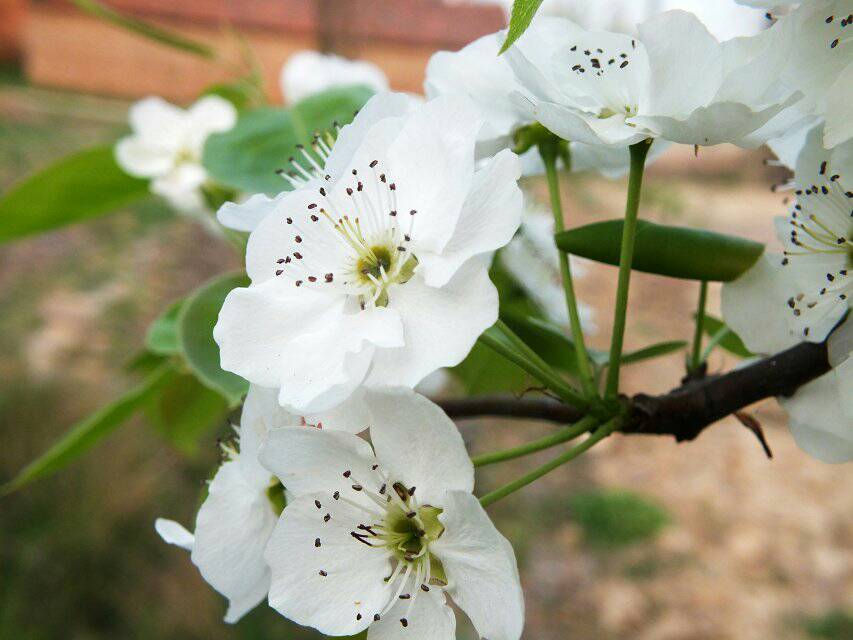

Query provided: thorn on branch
[733,411,773,459]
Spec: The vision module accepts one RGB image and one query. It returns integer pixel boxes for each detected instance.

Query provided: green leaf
[177,272,250,406]
[202,80,256,111]
[501,311,580,373]
[450,341,529,395]
[702,314,754,358]
[500,0,545,53]
[556,219,764,282]
[203,85,376,195]
[145,299,185,356]
[0,146,149,243]
[1,363,174,494]
[143,372,229,456]
[619,341,687,365]
[71,0,214,58]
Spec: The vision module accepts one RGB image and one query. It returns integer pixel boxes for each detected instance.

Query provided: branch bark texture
[439,339,831,443]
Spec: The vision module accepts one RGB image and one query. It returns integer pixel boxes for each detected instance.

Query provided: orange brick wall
[23,0,506,101]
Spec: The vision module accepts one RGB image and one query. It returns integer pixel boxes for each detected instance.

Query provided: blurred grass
[803,611,853,640]
[568,489,670,549]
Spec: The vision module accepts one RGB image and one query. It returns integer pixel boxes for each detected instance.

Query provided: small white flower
[505,11,799,148]
[155,384,369,621]
[281,50,389,105]
[115,95,237,215]
[722,123,853,462]
[258,387,525,639]
[213,92,523,415]
[425,27,668,177]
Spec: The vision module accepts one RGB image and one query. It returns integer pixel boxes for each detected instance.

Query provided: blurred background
[1,1,851,639]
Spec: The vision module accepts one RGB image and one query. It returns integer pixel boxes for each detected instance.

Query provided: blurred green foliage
[568,488,670,549]
[804,610,853,640]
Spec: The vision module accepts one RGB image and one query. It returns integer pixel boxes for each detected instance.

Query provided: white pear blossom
[425,26,670,177]
[115,95,237,216]
[505,11,799,149]
[722,127,853,462]
[281,50,389,105]
[155,385,370,621]
[258,387,525,639]
[500,202,597,332]
[213,92,523,415]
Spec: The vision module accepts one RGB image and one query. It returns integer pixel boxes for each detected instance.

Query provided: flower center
[322,466,448,628]
[272,155,420,308]
[780,165,852,336]
[565,39,641,122]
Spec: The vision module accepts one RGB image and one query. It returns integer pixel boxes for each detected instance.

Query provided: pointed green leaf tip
[499,0,545,54]
[1,363,175,495]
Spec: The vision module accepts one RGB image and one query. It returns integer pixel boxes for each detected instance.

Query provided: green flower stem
[690,280,708,370]
[479,327,587,409]
[604,140,652,400]
[479,418,620,507]
[473,415,599,467]
[540,142,598,399]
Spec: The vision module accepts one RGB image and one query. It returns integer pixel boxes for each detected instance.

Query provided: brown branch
[438,339,831,445]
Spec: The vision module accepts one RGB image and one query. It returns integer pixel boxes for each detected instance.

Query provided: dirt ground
[1,84,850,640]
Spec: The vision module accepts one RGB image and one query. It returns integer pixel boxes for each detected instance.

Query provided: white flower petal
[385,95,481,255]
[155,518,195,551]
[367,259,498,388]
[244,188,351,284]
[824,60,853,149]
[280,50,388,105]
[259,425,378,498]
[239,384,301,486]
[214,279,403,413]
[432,491,524,640]
[186,95,237,138]
[523,97,648,147]
[128,96,187,143]
[779,372,853,463]
[305,387,373,434]
[425,31,526,152]
[265,494,392,636]
[638,10,723,118]
[114,136,175,178]
[836,357,853,419]
[365,388,474,506]
[721,254,799,355]
[367,587,456,640]
[218,193,285,233]
[324,92,420,179]
[634,96,800,148]
[417,149,522,288]
[191,459,277,623]
[214,278,344,387]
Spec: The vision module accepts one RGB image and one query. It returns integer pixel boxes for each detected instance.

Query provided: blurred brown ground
[1,47,852,640]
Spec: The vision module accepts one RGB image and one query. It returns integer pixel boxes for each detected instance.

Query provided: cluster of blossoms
[149,1,851,636]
